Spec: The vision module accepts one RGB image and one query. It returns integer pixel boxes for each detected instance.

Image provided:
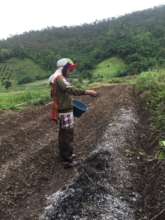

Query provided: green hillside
[0,58,48,88]
[92,57,128,80]
[0,5,164,79]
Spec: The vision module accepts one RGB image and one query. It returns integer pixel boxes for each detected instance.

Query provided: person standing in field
[49,58,97,168]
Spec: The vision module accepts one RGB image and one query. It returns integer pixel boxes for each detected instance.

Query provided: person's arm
[56,76,97,96]
[84,90,98,96]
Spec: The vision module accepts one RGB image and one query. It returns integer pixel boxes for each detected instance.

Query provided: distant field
[0,57,48,86]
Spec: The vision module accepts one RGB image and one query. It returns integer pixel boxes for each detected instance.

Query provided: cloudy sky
[0,0,165,39]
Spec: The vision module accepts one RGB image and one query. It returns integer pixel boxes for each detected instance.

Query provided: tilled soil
[0,85,164,220]
[40,106,140,220]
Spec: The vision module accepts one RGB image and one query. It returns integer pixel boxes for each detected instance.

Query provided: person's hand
[85,90,98,97]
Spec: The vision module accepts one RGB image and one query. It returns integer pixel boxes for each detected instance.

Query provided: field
[0,5,164,219]
[0,63,165,218]
[0,79,50,109]
[0,67,164,142]
[0,85,165,219]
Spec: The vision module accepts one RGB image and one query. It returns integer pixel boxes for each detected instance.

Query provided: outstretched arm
[56,76,97,96]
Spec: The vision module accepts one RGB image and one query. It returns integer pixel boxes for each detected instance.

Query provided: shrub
[18,76,33,84]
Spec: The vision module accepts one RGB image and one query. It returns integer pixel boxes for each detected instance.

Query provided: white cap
[56,58,73,68]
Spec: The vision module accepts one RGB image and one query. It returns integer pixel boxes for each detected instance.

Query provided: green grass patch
[158,140,165,160]
[0,80,50,110]
[92,57,128,80]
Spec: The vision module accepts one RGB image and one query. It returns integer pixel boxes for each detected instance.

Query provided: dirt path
[0,85,164,220]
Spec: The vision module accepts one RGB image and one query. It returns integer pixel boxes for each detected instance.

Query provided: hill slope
[92,57,128,80]
[0,58,48,86]
[0,5,164,82]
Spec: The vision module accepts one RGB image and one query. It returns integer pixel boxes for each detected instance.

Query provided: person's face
[66,68,76,77]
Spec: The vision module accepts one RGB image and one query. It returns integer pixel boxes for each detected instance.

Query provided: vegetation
[136,69,165,137]
[0,58,48,88]
[92,57,128,80]
[0,80,50,109]
[0,5,164,85]
[159,140,165,160]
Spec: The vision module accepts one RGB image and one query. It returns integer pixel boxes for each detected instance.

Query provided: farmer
[49,58,97,168]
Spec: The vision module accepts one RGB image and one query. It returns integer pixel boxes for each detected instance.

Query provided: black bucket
[73,100,88,117]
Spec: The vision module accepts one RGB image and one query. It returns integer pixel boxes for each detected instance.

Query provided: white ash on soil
[40,107,140,220]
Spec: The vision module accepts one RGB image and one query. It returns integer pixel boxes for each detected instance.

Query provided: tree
[2,80,12,89]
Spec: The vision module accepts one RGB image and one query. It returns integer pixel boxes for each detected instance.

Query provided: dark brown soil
[0,85,164,220]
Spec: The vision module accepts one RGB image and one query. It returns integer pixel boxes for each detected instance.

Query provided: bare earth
[0,85,164,220]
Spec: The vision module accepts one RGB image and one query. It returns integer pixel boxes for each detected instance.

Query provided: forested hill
[0,5,165,79]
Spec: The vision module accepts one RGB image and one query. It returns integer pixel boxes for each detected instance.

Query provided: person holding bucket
[49,58,97,168]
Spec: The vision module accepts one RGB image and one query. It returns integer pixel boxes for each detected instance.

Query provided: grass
[0,79,50,110]
[92,57,128,80]
[135,69,165,136]
[135,69,165,158]
[158,140,165,160]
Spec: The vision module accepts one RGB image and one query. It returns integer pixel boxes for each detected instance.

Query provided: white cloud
[0,0,164,39]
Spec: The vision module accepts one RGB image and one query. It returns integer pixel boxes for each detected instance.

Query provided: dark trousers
[59,128,74,162]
